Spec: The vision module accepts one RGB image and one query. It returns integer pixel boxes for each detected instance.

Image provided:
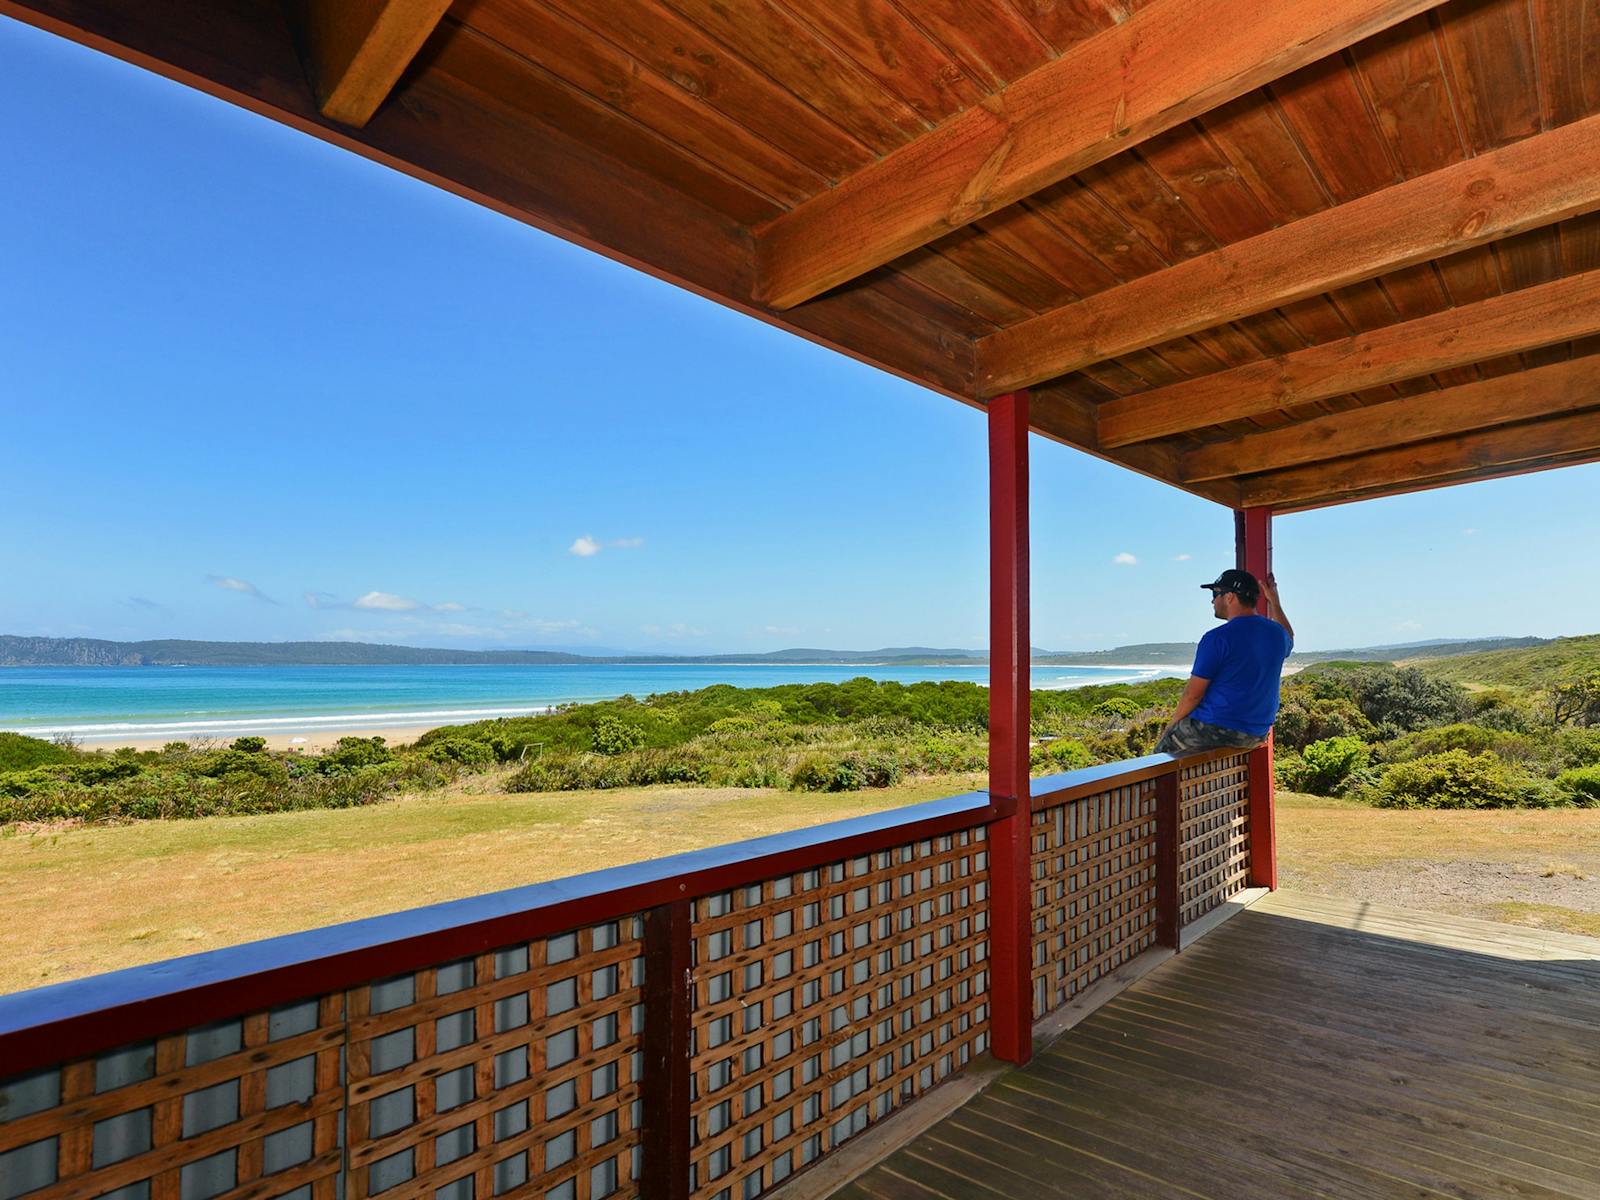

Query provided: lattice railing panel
[0,920,645,1200]
[344,920,645,1200]
[0,998,346,1200]
[684,830,990,1200]
[1029,780,1160,1019]
[1178,752,1252,926]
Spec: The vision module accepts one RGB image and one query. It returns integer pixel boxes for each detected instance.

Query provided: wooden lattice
[1178,752,1252,926]
[0,999,345,1200]
[1029,780,1161,1018]
[0,920,645,1200]
[684,829,991,1200]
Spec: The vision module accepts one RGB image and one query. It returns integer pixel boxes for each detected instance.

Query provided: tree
[1548,671,1600,727]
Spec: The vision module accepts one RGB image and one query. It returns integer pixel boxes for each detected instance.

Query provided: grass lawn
[5,775,1598,996]
[0,771,984,995]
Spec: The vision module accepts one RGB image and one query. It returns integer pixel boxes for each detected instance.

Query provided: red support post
[1235,507,1278,891]
[987,391,1033,1065]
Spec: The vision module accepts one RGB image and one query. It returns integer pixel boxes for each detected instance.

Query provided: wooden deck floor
[832,891,1600,1200]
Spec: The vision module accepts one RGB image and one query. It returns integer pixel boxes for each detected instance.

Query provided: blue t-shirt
[1189,616,1293,737]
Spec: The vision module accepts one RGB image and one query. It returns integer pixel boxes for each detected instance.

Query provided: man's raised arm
[1261,573,1294,643]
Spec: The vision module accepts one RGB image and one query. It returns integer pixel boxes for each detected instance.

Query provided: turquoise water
[0,663,1175,743]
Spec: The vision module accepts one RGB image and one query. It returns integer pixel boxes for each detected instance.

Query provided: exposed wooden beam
[1100,270,1600,448]
[753,0,1444,311]
[1185,354,1600,481]
[1237,403,1600,508]
[1273,447,1600,513]
[978,114,1600,396]
[286,0,453,127]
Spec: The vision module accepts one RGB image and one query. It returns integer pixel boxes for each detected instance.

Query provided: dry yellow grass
[0,771,983,994]
[6,777,1598,997]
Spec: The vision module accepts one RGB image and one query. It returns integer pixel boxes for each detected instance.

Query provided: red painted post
[640,900,692,1200]
[987,391,1033,1065]
[1235,508,1278,891]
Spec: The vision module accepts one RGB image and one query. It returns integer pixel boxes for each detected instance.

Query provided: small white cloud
[1173,553,1192,562]
[433,601,466,612]
[1113,552,1138,566]
[209,575,276,604]
[126,596,166,611]
[610,537,645,549]
[1396,620,1424,633]
[570,535,601,557]
[353,591,423,612]
[762,625,801,637]
[1463,528,1478,536]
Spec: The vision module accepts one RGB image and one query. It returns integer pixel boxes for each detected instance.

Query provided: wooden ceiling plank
[979,113,1600,395]
[1183,353,1600,481]
[1531,0,1600,128]
[1434,0,1541,153]
[1098,266,1600,446]
[456,0,827,208]
[891,0,1053,92]
[1235,396,1600,507]
[286,0,454,127]
[775,0,985,125]
[530,0,874,180]
[754,0,1445,309]
[1274,445,1600,512]
[1269,51,1400,203]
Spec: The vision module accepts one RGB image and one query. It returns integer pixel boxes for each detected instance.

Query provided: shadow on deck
[833,891,1600,1200]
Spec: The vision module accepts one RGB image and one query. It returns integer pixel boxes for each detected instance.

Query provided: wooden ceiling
[8,0,1599,511]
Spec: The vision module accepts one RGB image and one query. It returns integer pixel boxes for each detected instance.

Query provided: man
[1156,568,1294,755]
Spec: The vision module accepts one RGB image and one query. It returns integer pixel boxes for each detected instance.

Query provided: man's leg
[1157,716,1264,756]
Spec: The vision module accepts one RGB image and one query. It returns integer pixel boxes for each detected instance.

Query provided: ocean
[0,663,1177,744]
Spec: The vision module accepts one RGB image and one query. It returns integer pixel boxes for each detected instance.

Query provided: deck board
[839,890,1600,1200]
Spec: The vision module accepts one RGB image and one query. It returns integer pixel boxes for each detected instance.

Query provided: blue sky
[3,16,1598,655]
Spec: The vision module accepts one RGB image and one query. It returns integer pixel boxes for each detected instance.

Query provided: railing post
[641,899,692,1200]
[1155,768,1180,948]
[987,390,1033,1066]
[1235,507,1278,891]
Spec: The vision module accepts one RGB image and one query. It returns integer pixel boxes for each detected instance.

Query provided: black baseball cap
[1201,569,1260,604]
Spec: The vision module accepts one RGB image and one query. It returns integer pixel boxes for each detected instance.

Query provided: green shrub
[420,738,495,769]
[1285,736,1369,795]
[1368,750,1525,809]
[1089,698,1141,720]
[0,732,78,772]
[1380,723,1542,768]
[1554,765,1600,808]
[317,736,392,773]
[1554,728,1600,770]
[1033,738,1093,772]
[230,736,267,753]
[592,716,646,756]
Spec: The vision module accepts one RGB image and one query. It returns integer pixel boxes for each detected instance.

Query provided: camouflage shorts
[1156,716,1266,756]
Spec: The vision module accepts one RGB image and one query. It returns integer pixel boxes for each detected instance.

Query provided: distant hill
[1,633,1567,670]
[1413,634,1600,689]
[0,636,987,668]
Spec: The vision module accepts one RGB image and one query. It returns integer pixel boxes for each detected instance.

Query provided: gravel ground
[1281,856,1598,907]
